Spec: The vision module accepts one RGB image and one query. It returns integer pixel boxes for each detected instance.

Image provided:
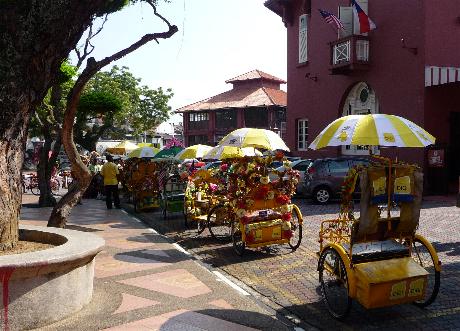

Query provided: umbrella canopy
[203,145,262,160]
[137,142,156,148]
[106,140,139,155]
[153,146,183,159]
[175,144,212,160]
[128,147,160,158]
[309,114,436,150]
[219,128,290,151]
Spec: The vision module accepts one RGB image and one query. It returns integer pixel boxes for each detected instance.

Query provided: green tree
[29,62,77,207]
[74,66,173,151]
[0,0,177,248]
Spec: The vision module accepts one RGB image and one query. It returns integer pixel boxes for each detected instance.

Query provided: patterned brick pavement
[19,196,294,331]
[130,196,460,331]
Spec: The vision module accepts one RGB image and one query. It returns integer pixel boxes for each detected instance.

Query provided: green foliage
[78,91,122,116]
[96,0,130,17]
[57,60,77,84]
[74,65,173,150]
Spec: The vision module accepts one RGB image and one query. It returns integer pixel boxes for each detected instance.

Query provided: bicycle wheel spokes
[412,238,440,307]
[319,248,351,319]
[207,205,232,241]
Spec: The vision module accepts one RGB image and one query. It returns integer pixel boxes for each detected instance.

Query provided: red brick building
[265,0,460,193]
[177,70,287,147]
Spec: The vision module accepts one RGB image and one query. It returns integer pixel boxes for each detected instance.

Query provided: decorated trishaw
[210,128,304,255]
[123,145,182,213]
[159,170,187,219]
[309,114,441,318]
[227,154,303,255]
[184,168,226,235]
[127,158,162,212]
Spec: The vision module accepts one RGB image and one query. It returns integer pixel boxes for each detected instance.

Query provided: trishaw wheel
[231,221,245,256]
[288,205,303,250]
[318,248,352,319]
[160,194,167,219]
[183,197,190,227]
[30,185,40,196]
[207,204,232,242]
[196,218,207,235]
[412,238,440,307]
[133,196,139,213]
[51,179,60,196]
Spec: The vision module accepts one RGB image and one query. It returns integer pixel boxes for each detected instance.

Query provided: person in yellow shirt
[101,155,120,209]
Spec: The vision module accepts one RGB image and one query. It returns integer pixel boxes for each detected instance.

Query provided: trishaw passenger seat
[393,169,423,234]
[343,239,409,263]
[354,169,380,242]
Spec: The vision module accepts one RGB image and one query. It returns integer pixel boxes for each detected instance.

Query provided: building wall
[424,1,460,66]
[285,0,428,165]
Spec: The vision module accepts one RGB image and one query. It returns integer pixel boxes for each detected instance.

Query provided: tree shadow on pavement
[114,249,190,264]
[156,308,294,331]
[431,241,460,257]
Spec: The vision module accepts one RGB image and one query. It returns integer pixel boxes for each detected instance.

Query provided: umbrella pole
[387,158,392,221]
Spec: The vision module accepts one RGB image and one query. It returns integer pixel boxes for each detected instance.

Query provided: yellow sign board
[390,281,406,300]
[255,230,263,241]
[272,226,281,240]
[373,176,387,196]
[408,278,425,297]
[394,176,411,195]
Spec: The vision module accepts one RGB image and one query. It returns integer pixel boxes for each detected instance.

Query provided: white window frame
[297,119,308,151]
[298,14,308,64]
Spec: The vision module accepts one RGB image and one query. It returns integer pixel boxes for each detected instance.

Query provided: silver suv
[302,157,370,204]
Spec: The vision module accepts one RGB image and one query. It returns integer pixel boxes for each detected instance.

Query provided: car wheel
[313,187,331,204]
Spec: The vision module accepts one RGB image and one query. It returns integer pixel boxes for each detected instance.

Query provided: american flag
[318,9,345,30]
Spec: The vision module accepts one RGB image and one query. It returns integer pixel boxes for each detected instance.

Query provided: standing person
[101,155,120,209]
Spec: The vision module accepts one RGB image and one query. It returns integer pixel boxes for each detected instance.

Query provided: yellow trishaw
[184,169,225,236]
[227,155,303,256]
[309,114,441,318]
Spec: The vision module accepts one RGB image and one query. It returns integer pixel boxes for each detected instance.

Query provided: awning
[425,66,460,87]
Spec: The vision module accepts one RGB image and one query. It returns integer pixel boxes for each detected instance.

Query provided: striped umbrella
[309,114,435,150]
[203,145,262,160]
[175,144,213,160]
[127,147,160,158]
[219,128,290,151]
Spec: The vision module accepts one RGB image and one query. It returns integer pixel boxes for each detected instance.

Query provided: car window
[350,159,369,167]
[293,161,311,171]
[327,160,349,173]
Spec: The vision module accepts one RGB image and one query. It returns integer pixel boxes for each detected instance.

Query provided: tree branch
[48,2,178,228]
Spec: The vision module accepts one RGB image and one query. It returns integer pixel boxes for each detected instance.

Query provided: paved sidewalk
[125,195,460,330]
[20,195,296,331]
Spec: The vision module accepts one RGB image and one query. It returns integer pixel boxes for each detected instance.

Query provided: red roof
[225,69,286,84]
[176,86,286,113]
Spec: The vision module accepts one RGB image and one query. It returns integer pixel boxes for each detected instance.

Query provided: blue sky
[78,0,287,125]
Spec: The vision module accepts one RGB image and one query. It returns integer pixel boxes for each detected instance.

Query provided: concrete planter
[0,225,104,330]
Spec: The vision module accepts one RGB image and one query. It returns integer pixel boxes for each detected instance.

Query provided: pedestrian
[101,154,121,209]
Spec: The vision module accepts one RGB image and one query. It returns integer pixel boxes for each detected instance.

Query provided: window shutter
[339,6,353,38]
[298,14,308,63]
[353,0,368,35]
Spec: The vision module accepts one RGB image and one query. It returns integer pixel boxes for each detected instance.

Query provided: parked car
[270,159,313,194]
[204,160,222,170]
[303,157,370,204]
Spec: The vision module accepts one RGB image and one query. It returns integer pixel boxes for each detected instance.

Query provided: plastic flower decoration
[260,176,270,185]
[236,209,246,218]
[280,204,291,214]
[267,191,275,200]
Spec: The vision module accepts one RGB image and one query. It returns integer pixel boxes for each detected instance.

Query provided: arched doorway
[341,82,379,155]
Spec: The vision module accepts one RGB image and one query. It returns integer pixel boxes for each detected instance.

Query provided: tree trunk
[0,0,110,247]
[0,106,28,250]
[38,127,57,207]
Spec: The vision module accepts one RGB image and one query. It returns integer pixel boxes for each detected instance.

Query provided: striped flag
[351,0,376,33]
[318,9,345,30]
